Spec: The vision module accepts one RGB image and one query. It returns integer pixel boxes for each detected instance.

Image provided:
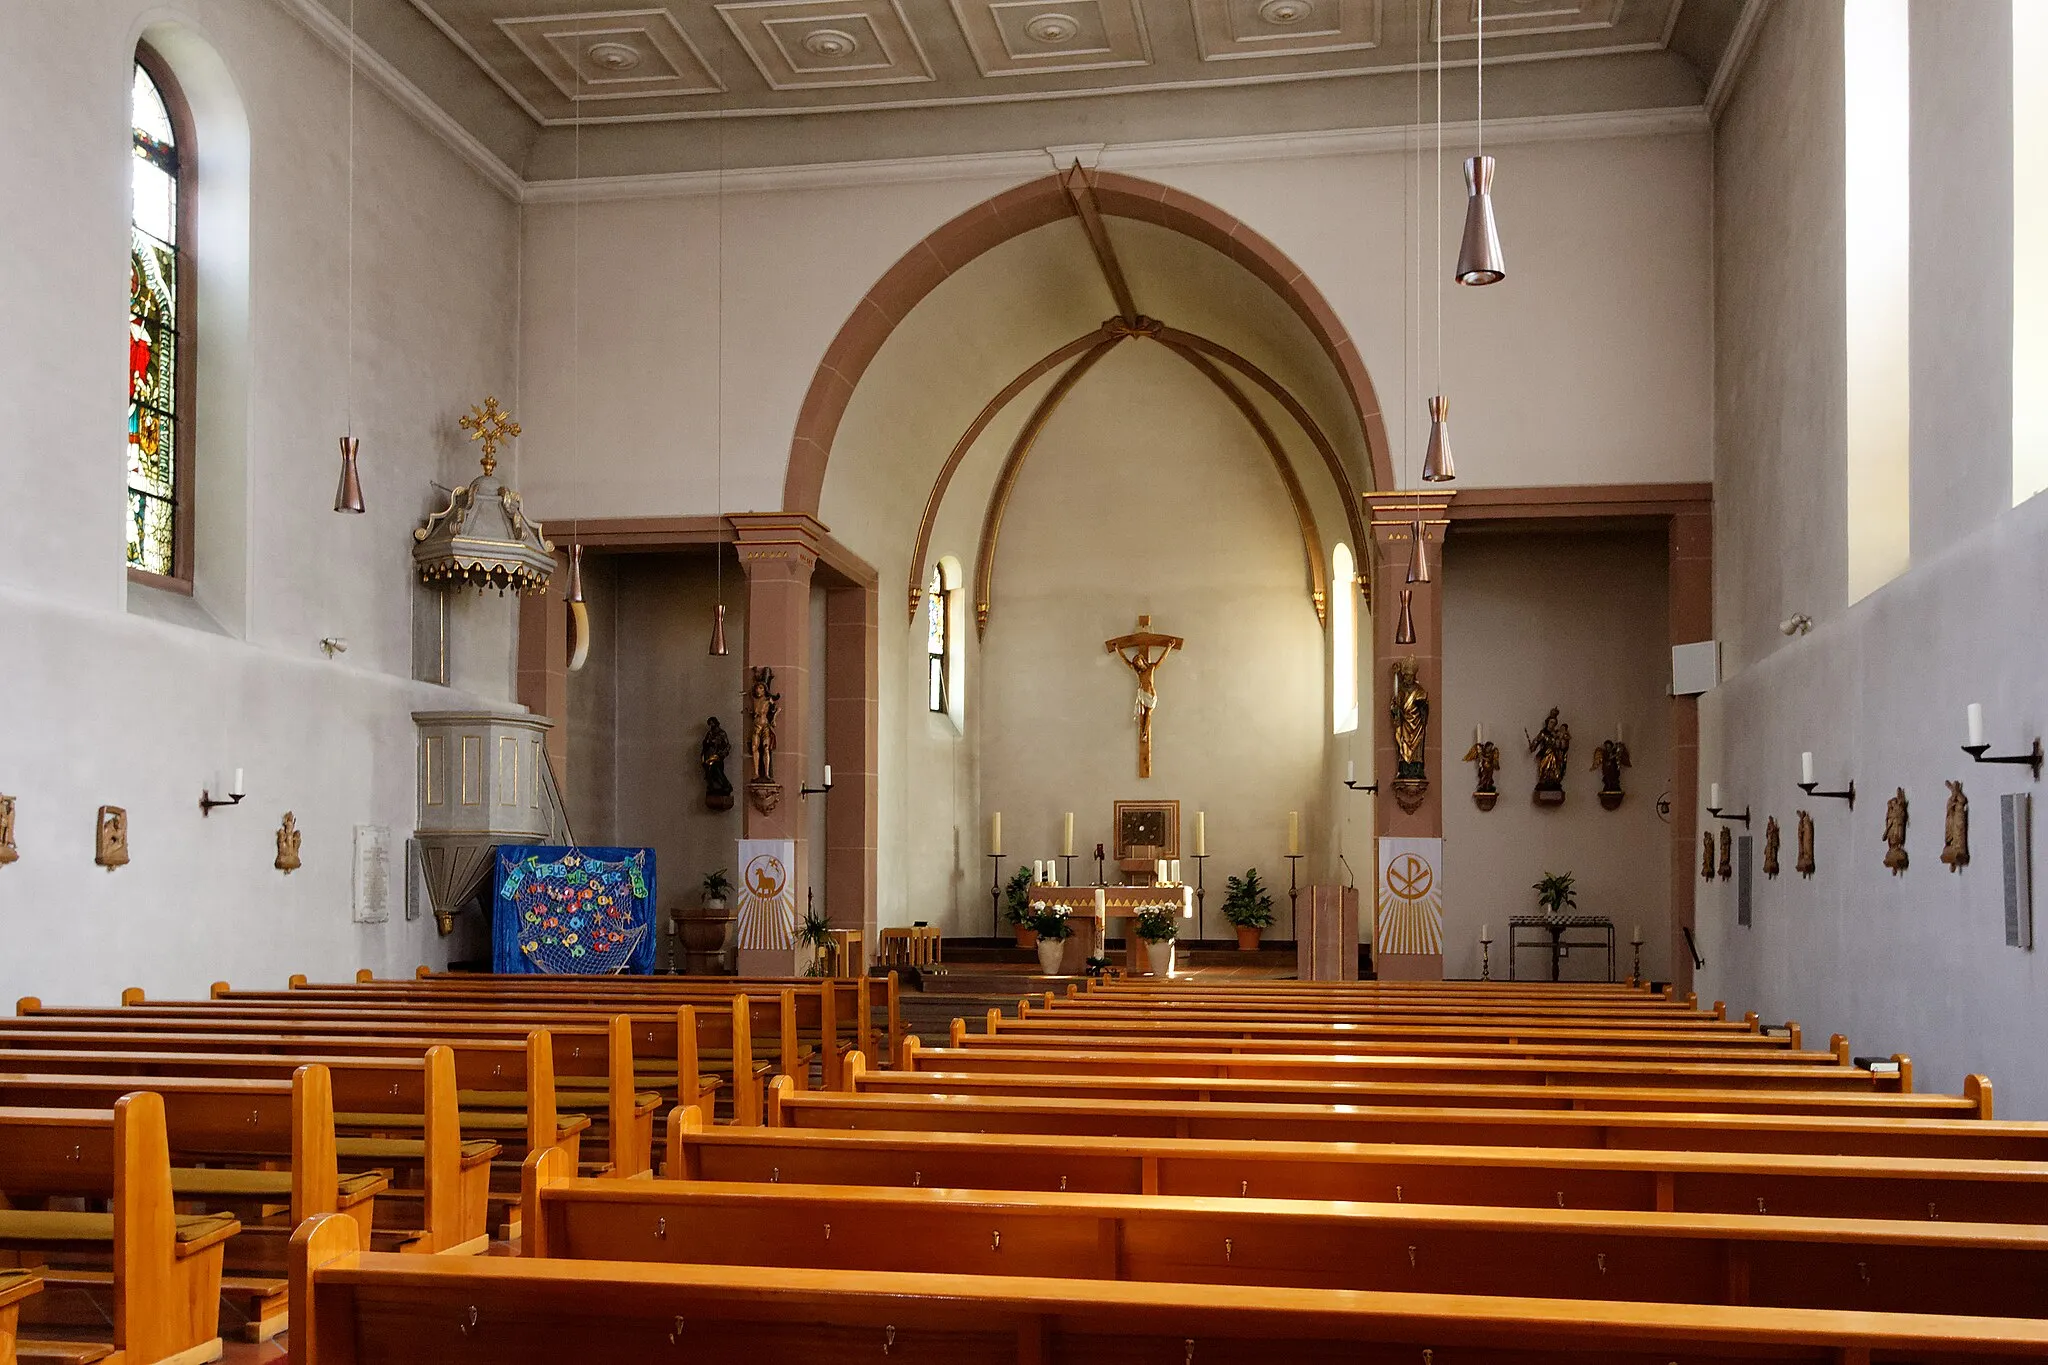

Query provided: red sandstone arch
[782,170,1397,514]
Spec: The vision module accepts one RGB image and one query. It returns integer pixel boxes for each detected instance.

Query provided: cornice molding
[519,105,1710,204]
[271,0,524,200]
[1705,0,1774,123]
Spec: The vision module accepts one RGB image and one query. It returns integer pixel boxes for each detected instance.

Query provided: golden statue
[95,805,129,870]
[0,795,16,866]
[1882,787,1909,876]
[1796,810,1816,879]
[1388,658,1431,813]
[1105,616,1184,779]
[1526,708,1570,804]
[1762,816,1781,879]
[1940,781,1969,873]
[1700,830,1715,881]
[1717,825,1733,881]
[275,812,303,875]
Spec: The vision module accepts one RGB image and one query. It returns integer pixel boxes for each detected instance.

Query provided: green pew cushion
[335,1136,501,1162]
[0,1209,237,1244]
[169,1168,387,1199]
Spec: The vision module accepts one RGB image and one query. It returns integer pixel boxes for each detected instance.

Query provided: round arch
[782,170,1396,514]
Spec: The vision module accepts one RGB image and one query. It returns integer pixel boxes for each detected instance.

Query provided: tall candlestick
[1286,811,1301,856]
[1061,812,1074,858]
[1968,703,1986,748]
[990,812,1003,857]
[1193,811,1206,857]
[1800,752,1815,786]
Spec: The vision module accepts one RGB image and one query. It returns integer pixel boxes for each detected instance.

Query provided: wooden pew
[0,1094,237,1365]
[521,1148,2048,1318]
[775,1084,2029,1160]
[0,1270,41,1365]
[669,1104,2048,1224]
[1007,1003,1807,1049]
[0,1045,490,1256]
[898,1040,1916,1095]
[290,1209,2048,1365]
[0,1067,378,1342]
[0,1014,640,1177]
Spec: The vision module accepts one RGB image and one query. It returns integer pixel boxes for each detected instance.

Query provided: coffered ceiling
[303,0,1752,183]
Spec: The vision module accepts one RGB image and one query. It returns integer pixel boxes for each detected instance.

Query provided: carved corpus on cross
[1106,615,1184,779]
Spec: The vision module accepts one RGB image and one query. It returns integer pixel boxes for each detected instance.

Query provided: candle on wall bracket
[200,768,246,817]
[1797,752,1855,807]
[1343,760,1377,794]
[1705,782,1752,827]
[1961,703,2043,779]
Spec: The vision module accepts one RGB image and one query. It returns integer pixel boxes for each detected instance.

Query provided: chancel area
[6,0,2048,1361]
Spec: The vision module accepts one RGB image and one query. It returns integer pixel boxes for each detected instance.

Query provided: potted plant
[795,904,835,976]
[1004,865,1037,946]
[1533,870,1578,920]
[1027,902,1073,975]
[1131,903,1181,976]
[1221,867,1276,951]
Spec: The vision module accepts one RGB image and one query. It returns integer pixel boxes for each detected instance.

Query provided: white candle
[1800,752,1815,786]
[990,812,1003,856]
[1346,760,1356,783]
[1480,924,1491,942]
[1194,811,1206,857]
[1287,811,1301,856]
[1475,723,1484,746]
[1631,923,1644,945]
[823,764,832,788]
[1155,859,1168,884]
[1709,783,1722,811]
[1170,859,1181,884]
[1614,722,1623,744]
[231,768,245,797]
[1062,812,1074,857]
[1968,703,1986,748]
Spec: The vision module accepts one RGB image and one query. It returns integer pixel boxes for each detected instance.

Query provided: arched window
[1331,543,1358,734]
[926,564,951,713]
[129,46,195,585]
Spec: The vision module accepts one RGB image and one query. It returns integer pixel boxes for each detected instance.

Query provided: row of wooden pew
[282,972,2048,1362]
[0,970,895,1363]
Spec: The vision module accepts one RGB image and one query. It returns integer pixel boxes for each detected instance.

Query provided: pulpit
[1296,885,1360,981]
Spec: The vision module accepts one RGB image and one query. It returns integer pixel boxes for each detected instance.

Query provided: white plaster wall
[1440,531,1673,983]
[0,0,520,1003]
[1706,0,2048,1115]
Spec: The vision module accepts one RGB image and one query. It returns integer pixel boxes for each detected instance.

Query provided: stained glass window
[129,54,189,579]
[926,565,949,713]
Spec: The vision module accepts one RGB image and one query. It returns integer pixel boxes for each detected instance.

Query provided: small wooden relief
[1941,781,1969,873]
[1795,810,1816,879]
[275,812,303,875]
[1762,816,1781,879]
[0,795,16,866]
[1700,830,1715,882]
[1591,739,1630,811]
[95,805,129,870]
[1462,739,1501,812]
[1882,787,1909,876]
[1717,825,1733,882]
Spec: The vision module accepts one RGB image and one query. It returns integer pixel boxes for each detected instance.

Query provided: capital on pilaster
[729,512,825,583]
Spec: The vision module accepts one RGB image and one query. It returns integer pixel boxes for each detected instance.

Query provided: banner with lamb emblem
[735,839,797,950]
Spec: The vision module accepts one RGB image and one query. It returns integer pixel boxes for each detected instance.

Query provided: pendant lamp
[566,542,585,603]
[709,603,729,657]
[566,543,591,671]
[333,437,365,513]
[1405,518,1432,585]
[1420,394,1455,482]
[1454,0,1506,286]
[1394,589,1417,646]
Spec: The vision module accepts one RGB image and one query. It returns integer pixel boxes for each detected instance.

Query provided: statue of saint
[1882,787,1910,876]
[745,669,780,786]
[702,717,735,812]
[0,795,16,866]
[95,805,129,870]
[1701,830,1715,881]
[1717,825,1733,881]
[1796,810,1816,878]
[1526,709,1571,803]
[1762,816,1781,879]
[1387,659,1431,813]
[1941,781,1969,873]
[275,812,302,875]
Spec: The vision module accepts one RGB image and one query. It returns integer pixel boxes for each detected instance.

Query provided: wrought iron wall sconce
[1963,703,2042,779]
[1705,783,1750,827]
[799,765,835,799]
[200,769,247,817]
[1342,761,1376,794]
[1797,753,1854,808]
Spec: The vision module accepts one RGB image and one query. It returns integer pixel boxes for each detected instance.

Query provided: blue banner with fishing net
[492,846,656,975]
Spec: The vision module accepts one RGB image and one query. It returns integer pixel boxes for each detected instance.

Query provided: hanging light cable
[709,29,731,657]
[1394,0,1420,647]
[333,0,366,513]
[1455,0,1506,286]
[1402,0,1436,593]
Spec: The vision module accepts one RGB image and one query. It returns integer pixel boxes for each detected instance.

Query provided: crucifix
[1106,615,1184,779]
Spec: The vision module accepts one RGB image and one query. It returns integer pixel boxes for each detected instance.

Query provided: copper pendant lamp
[709,602,729,657]
[1454,0,1506,286]
[1420,394,1455,482]
[1405,518,1432,584]
[333,436,365,513]
[1394,589,1417,645]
